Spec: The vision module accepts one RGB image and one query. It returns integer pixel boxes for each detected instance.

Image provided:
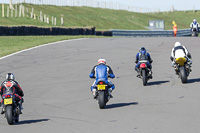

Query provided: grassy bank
[0,36,103,57]
[0,4,199,30]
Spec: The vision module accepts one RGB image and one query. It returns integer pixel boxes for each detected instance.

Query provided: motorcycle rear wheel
[5,105,14,125]
[98,91,106,109]
[180,66,187,83]
[142,69,147,86]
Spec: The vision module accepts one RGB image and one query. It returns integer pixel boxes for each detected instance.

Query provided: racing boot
[92,88,97,99]
[108,88,113,98]
[1,105,5,115]
[148,69,153,79]
[135,67,140,77]
[186,63,192,73]
[18,99,23,114]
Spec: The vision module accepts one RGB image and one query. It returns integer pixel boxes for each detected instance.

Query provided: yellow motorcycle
[174,57,190,83]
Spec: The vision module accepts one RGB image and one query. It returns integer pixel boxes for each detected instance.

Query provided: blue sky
[2,0,200,12]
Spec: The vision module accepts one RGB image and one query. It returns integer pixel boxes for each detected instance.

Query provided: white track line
[0,38,86,60]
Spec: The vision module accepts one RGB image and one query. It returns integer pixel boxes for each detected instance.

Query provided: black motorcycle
[2,93,21,125]
[137,60,152,86]
[96,80,110,109]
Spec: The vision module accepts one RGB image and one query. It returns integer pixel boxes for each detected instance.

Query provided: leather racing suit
[0,80,24,114]
[135,52,153,73]
[89,63,115,91]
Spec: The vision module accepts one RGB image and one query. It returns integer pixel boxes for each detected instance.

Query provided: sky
[2,0,200,12]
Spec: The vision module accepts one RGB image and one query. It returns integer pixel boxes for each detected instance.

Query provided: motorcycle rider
[0,73,24,114]
[170,42,192,73]
[89,58,115,99]
[135,47,153,78]
[190,19,200,32]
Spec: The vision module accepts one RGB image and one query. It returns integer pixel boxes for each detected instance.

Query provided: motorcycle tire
[180,66,187,83]
[5,105,14,125]
[98,91,105,109]
[142,69,147,86]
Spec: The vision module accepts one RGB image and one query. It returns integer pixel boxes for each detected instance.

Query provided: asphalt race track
[0,37,200,133]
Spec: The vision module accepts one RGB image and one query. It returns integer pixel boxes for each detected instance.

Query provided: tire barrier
[0,26,96,36]
[96,31,112,36]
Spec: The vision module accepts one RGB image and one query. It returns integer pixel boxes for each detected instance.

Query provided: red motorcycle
[138,60,152,86]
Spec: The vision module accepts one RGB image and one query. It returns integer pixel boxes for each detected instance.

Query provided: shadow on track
[106,102,138,109]
[148,80,169,86]
[17,119,49,125]
[187,78,200,83]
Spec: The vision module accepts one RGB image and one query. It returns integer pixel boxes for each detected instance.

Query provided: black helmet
[139,47,146,52]
[6,73,15,80]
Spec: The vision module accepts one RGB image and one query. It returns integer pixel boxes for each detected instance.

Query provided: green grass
[0,4,198,57]
[0,36,103,57]
[0,4,199,30]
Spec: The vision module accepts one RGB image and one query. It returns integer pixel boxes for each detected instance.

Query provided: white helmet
[193,19,197,23]
[98,58,106,65]
[6,73,15,80]
[174,42,182,47]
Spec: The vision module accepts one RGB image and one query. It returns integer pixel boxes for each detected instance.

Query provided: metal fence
[111,29,192,37]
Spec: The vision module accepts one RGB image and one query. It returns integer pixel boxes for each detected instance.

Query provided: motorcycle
[96,80,110,109]
[137,60,152,86]
[174,57,191,83]
[2,93,21,125]
[191,24,199,37]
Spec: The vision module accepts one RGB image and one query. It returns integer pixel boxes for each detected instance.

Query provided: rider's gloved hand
[89,73,95,78]
[109,74,115,78]
[170,56,174,61]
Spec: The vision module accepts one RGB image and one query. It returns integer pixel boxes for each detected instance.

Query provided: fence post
[54,17,56,25]
[193,6,196,13]
[34,13,36,19]
[7,6,9,17]
[2,3,4,17]
[40,11,43,22]
[11,8,13,17]
[22,5,25,17]
[19,5,21,17]
[61,14,64,25]
[9,0,14,9]
[47,17,49,24]
[15,4,17,17]
[52,16,54,25]
[31,8,34,18]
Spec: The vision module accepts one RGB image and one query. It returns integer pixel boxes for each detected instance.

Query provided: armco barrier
[111,29,192,37]
[0,26,96,36]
